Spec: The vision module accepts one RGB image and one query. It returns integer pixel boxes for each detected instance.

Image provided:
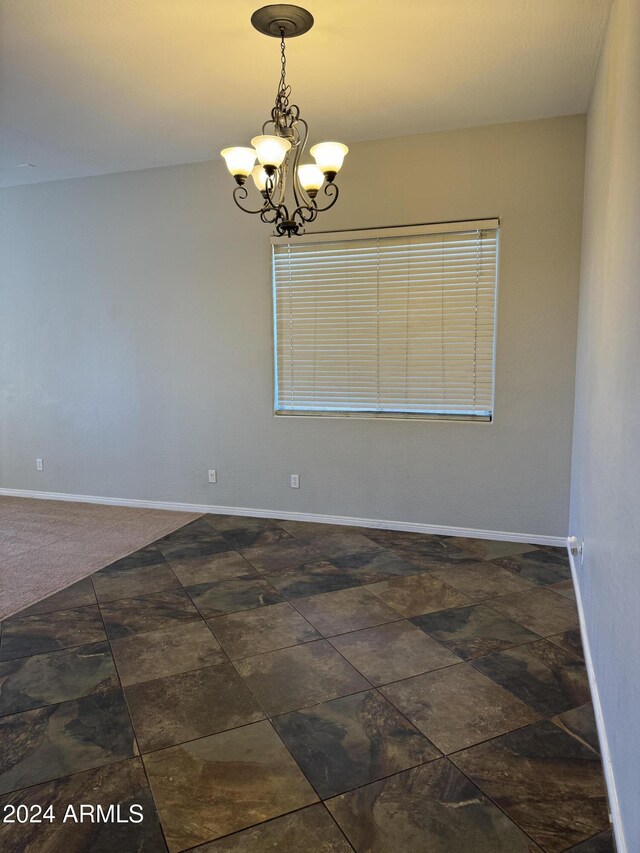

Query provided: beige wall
[0,115,585,537]
[570,0,640,848]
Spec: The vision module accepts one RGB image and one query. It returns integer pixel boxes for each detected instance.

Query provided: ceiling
[0,0,612,187]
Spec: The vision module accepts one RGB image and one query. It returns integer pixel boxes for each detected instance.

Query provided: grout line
[176,802,357,852]
[97,597,174,853]
[322,801,359,852]
[447,756,549,850]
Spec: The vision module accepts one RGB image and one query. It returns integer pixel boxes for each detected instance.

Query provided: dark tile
[241,539,324,571]
[565,830,616,852]
[366,530,478,568]
[234,640,370,716]
[493,549,572,586]
[0,758,166,852]
[111,621,225,686]
[0,606,106,661]
[432,561,535,600]
[158,517,219,541]
[472,638,591,716]
[326,758,543,852]
[547,579,577,600]
[16,577,97,617]
[91,555,180,603]
[143,720,317,851]
[552,704,601,754]
[365,574,472,618]
[0,690,135,795]
[125,663,263,752]
[412,604,540,660]
[358,528,427,546]
[549,628,585,660]
[380,663,539,753]
[446,537,535,561]
[539,544,571,557]
[308,532,383,559]
[220,522,293,549]
[100,589,200,639]
[293,587,400,636]
[196,803,351,852]
[266,559,364,598]
[101,543,167,570]
[273,689,439,798]
[185,577,283,618]
[202,513,273,533]
[453,719,610,852]
[279,519,358,538]
[208,602,320,659]
[486,588,579,636]
[329,549,426,582]
[0,641,118,716]
[155,524,234,562]
[167,551,259,587]
[330,620,460,686]
[388,546,472,572]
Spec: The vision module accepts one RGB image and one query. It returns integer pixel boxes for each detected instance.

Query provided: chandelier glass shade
[220,5,348,237]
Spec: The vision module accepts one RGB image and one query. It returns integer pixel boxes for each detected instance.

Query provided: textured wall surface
[570,0,640,847]
[0,116,585,536]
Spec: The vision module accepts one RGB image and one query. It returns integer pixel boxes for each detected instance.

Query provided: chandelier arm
[312,182,340,212]
[291,116,314,210]
[260,207,281,224]
[261,176,281,213]
[292,203,317,225]
[275,160,288,209]
[262,176,289,220]
[232,185,268,215]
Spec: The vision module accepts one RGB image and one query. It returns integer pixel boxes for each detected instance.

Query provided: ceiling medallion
[220,5,348,237]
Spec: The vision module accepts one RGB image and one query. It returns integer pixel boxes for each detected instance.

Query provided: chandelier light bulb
[251,135,292,170]
[298,163,325,196]
[251,164,271,193]
[220,147,257,183]
[310,142,349,180]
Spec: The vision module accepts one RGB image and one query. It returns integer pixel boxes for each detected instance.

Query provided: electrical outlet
[208,469,217,484]
[290,473,300,488]
[36,458,44,471]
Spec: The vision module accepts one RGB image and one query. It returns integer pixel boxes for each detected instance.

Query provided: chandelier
[220,4,348,238]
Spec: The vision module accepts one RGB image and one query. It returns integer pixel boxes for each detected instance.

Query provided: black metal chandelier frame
[226,6,344,238]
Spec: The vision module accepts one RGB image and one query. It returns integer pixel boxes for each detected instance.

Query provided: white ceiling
[0,0,612,187]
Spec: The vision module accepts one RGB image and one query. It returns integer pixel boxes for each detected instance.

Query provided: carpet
[0,496,201,619]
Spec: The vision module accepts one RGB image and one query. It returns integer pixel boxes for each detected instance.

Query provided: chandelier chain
[274,29,291,117]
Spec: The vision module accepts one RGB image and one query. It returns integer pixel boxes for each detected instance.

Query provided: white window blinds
[272,219,499,420]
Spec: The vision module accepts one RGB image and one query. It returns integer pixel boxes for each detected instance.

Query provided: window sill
[274,410,492,423]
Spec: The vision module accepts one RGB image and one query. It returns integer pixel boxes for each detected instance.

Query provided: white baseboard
[567,544,626,853]
[0,486,565,546]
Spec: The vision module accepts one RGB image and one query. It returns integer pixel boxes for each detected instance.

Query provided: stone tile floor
[0,515,615,852]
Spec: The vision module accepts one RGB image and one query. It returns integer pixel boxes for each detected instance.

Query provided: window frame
[271,218,500,423]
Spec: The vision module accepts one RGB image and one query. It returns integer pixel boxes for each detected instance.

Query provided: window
[272,219,499,420]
